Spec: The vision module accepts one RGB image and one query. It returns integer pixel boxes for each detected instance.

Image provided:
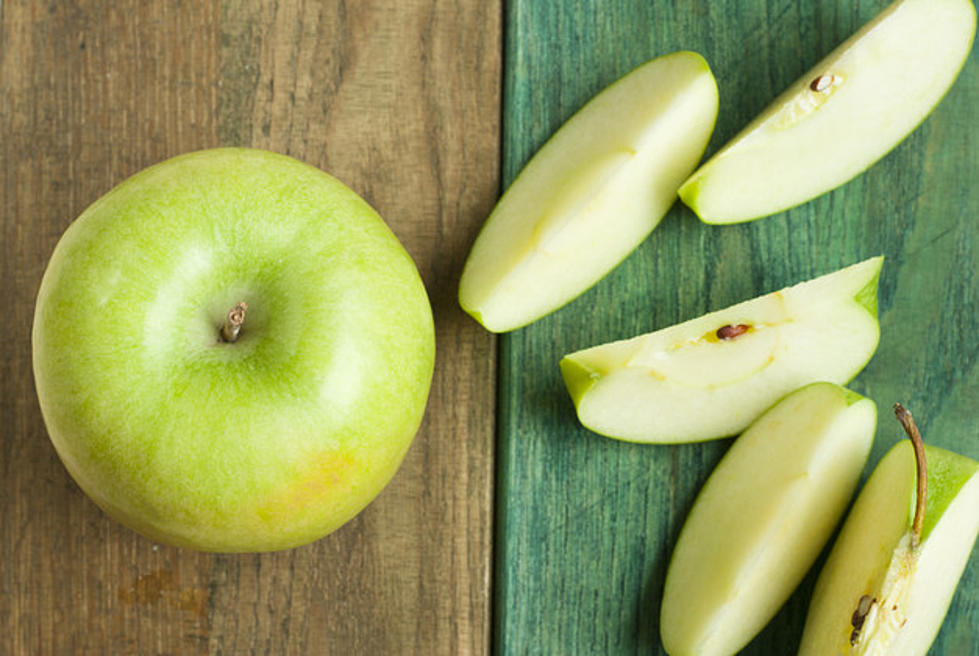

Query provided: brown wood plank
[0,1,499,654]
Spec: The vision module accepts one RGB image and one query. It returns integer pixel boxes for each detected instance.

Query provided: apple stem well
[221,302,248,343]
[894,403,927,549]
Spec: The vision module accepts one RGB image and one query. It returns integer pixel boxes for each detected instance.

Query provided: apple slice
[661,383,876,656]
[560,256,881,443]
[798,405,979,655]
[458,51,718,332]
[678,0,977,224]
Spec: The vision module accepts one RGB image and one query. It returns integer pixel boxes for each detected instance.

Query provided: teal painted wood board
[495,1,979,654]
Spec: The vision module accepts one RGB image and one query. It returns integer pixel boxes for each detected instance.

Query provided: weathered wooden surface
[496,1,978,654]
[0,1,499,654]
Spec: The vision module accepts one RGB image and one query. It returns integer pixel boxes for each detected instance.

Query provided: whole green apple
[32,148,436,552]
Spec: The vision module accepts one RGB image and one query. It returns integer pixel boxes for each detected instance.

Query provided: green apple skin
[560,256,881,443]
[459,51,718,332]
[798,441,979,655]
[661,383,876,656]
[678,0,977,224]
[32,148,436,552]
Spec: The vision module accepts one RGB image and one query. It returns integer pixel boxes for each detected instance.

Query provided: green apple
[661,383,876,656]
[560,256,881,443]
[798,405,979,655]
[459,51,718,332]
[678,0,977,224]
[32,148,436,552]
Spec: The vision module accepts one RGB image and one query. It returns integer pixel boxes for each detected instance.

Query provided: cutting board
[495,1,978,654]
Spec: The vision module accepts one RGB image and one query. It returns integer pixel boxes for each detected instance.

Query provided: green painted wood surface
[496,1,979,654]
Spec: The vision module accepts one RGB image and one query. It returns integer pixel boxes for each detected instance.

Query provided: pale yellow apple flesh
[678,0,977,224]
[660,383,876,656]
[459,51,719,332]
[799,439,979,655]
[560,256,881,443]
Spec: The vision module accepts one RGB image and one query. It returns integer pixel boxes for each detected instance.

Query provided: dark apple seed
[716,324,750,340]
[810,75,833,92]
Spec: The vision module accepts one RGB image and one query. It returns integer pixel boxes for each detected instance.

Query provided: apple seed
[849,594,876,645]
[809,74,833,92]
[851,594,874,628]
[716,323,750,340]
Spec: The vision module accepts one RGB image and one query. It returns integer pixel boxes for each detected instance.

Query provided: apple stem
[894,403,927,549]
[221,302,248,343]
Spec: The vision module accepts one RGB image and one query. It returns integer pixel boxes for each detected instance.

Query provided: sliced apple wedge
[560,256,882,443]
[661,383,876,656]
[458,51,719,332]
[798,405,979,656]
[678,0,977,224]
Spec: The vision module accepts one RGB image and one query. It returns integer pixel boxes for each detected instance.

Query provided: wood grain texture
[0,1,499,654]
[496,1,978,654]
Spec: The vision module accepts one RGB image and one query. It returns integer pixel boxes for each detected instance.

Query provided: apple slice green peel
[560,256,882,443]
[678,0,977,224]
[798,404,979,655]
[660,383,876,656]
[459,51,718,332]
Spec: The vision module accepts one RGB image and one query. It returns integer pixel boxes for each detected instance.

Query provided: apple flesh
[798,422,979,655]
[560,256,881,443]
[459,51,718,332]
[32,148,436,552]
[678,0,977,224]
[660,383,876,656]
